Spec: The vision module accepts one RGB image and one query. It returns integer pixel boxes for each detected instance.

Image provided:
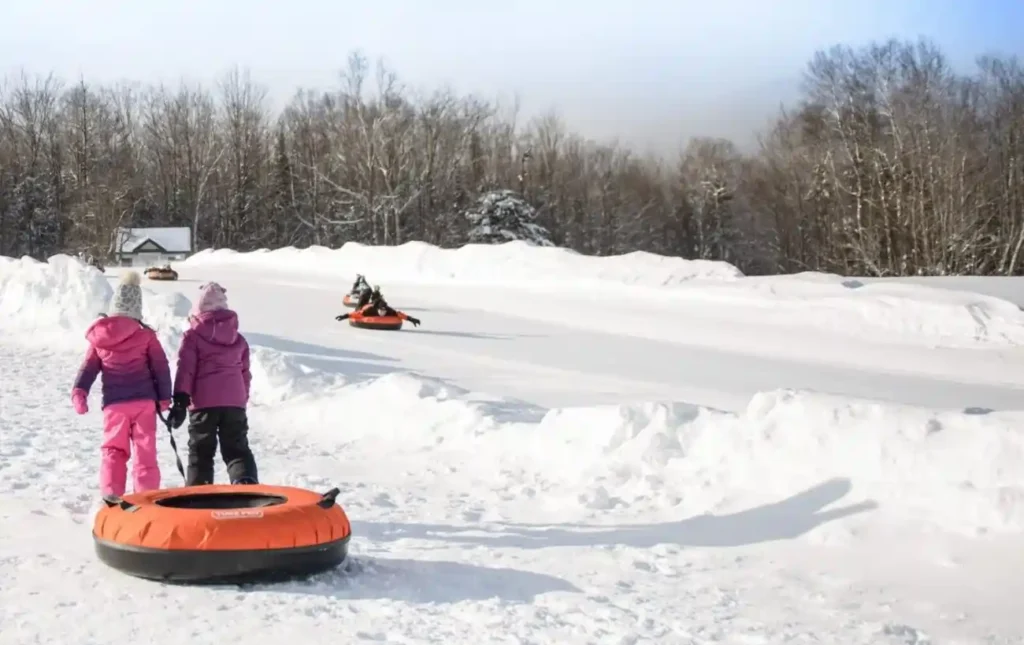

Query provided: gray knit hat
[109,271,143,320]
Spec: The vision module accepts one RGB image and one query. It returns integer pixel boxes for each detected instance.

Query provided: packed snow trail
[3,251,1024,644]
[150,265,1024,412]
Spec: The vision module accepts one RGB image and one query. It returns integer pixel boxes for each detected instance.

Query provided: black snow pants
[185,407,259,486]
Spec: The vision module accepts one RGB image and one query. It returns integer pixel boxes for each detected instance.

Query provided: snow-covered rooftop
[116,227,192,253]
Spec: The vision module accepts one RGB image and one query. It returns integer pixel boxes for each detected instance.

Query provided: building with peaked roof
[113,227,193,268]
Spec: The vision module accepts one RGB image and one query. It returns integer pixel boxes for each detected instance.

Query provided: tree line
[1,37,1022,276]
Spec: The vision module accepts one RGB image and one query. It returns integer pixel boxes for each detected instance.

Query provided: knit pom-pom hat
[190,281,229,317]
[109,271,143,320]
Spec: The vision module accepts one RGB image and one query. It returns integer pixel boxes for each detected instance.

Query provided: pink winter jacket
[173,309,251,410]
[72,316,172,408]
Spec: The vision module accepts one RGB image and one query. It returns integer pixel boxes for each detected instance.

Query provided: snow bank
[418,268,1024,349]
[0,253,344,407]
[0,253,352,401]
[0,255,111,341]
[0,254,191,350]
[542,392,1024,535]
[708,274,1024,348]
[259,370,1024,536]
[247,346,348,405]
[183,240,744,288]
[144,290,191,353]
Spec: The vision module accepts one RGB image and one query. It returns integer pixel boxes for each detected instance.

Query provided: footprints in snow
[0,345,103,514]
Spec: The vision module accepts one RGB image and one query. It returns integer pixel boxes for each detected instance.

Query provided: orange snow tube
[348,311,404,330]
[92,484,351,583]
[144,267,178,281]
[342,293,360,307]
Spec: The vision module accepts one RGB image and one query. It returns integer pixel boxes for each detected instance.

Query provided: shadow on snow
[229,479,870,603]
[245,332,397,364]
[354,478,877,550]
[404,328,537,341]
[246,331,400,384]
[243,555,581,604]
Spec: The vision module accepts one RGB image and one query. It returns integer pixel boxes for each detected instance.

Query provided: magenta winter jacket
[173,309,251,410]
[72,316,172,408]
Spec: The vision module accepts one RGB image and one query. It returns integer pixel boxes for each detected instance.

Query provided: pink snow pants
[100,399,161,497]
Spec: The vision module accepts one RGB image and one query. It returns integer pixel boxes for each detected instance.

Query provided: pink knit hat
[190,282,229,317]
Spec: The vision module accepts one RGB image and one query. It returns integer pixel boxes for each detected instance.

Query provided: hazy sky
[3,0,1023,154]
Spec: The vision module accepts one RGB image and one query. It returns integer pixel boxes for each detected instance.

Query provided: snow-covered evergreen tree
[463,189,553,246]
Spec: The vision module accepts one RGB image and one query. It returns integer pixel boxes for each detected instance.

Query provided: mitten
[168,392,190,429]
[335,314,349,321]
[71,389,88,415]
[407,316,421,327]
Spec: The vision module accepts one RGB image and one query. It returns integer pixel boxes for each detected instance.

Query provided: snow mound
[247,346,348,405]
[737,274,1024,347]
[425,268,1024,350]
[143,290,191,353]
[0,255,112,344]
[728,391,1024,532]
[260,372,1024,535]
[566,390,1024,533]
[814,283,1024,347]
[0,254,191,350]
[679,274,1024,348]
[324,372,494,443]
[183,240,744,288]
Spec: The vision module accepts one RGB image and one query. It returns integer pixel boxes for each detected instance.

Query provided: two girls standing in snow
[71,271,171,498]
[72,276,259,497]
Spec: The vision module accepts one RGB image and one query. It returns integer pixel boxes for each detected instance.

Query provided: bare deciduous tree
[2,39,1024,278]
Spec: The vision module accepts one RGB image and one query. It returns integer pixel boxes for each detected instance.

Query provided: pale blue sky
[3,0,1023,153]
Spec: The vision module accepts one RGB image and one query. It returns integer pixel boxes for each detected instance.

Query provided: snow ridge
[257,366,1024,536]
[183,239,745,288]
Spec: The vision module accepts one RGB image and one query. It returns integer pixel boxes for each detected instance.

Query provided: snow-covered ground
[2,243,1024,644]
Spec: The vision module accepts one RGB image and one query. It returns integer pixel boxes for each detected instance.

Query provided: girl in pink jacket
[71,271,172,498]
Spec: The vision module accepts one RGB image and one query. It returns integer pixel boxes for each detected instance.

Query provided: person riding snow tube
[335,291,420,328]
[145,264,178,280]
[353,284,392,310]
[343,275,372,307]
[350,274,370,295]
[343,287,369,307]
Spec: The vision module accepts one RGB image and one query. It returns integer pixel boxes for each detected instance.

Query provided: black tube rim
[102,487,341,513]
[350,320,402,329]
[153,491,289,509]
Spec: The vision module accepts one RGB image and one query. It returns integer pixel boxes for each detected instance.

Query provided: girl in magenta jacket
[71,271,171,498]
[168,282,259,486]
